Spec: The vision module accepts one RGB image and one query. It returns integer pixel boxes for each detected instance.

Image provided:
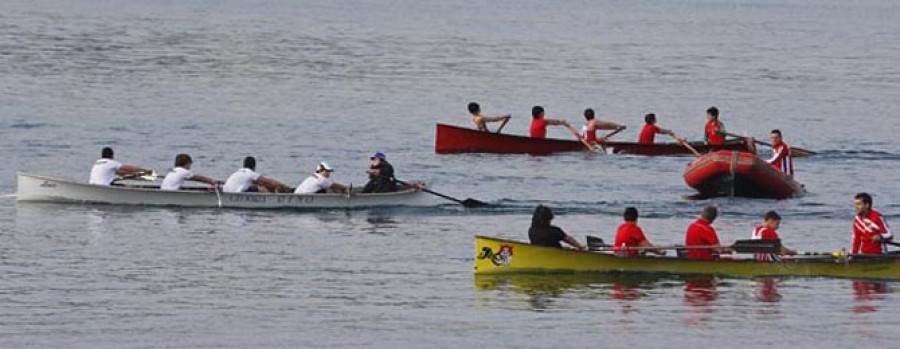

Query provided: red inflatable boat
[684,150,804,199]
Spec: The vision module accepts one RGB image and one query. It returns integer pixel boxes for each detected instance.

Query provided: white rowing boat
[16,173,433,209]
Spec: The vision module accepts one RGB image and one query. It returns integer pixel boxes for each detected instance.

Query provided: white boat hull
[16,173,434,209]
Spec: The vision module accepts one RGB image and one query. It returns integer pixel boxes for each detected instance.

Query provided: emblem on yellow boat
[478,245,514,266]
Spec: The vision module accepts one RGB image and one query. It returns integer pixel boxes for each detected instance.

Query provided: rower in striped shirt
[853,192,893,255]
[751,211,797,262]
[767,129,794,177]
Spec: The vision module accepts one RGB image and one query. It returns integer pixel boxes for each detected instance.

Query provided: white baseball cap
[317,162,334,173]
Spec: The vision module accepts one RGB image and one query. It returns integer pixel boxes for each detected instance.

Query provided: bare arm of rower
[781,246,797,255]
[257,176,293,193]
[545,119,569,126]
[482,114,511,122]
[638,239,667,256]
[594,120,627,131]
[188,174,219,186]
[329,182,349,193]
[563,235,586,251]
[118,165,153,175]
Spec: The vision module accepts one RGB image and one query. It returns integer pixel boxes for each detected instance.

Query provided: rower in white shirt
[89,147,153,186]
[222,156,292,193]
[295,162,349,194]
[159,153,220,191]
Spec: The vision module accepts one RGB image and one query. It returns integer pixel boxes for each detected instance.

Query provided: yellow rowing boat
[474,236,900,280]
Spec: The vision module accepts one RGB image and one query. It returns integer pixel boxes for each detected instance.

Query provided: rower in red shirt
[703,106,726,145]
[582,108,626,143]
[750,211,797,262]
[766,129,793,176]
[638,113,677,144]
[529,106,569,138]
[685,206,731,259]
[613,207,666,257]
[852,192,893,255]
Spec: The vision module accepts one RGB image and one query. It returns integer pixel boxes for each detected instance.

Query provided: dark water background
[2,0,899,347]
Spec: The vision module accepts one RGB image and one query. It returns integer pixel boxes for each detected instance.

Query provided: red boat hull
[435,124,753,156]
[683,150,804,199]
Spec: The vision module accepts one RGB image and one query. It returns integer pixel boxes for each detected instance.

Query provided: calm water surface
[1,0,899,347]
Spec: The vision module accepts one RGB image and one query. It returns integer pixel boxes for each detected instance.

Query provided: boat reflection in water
[852,280,891,314]
[474,272,657,310]
[475,272,732,311]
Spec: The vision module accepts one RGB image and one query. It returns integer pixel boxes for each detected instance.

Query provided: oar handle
[395,179,487,207]
[494,116,511,134]
[601,128,624,140]
[670,134,702,157]
[563,124,597,152]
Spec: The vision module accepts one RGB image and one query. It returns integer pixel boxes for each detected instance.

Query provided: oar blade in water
[461,198,491,208]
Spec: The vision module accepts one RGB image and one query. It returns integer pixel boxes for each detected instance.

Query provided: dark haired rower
[614,207,666,256]
[582,108,626,143]
[160,153,220,191]
[638,113,678,144]
[528,205,585,250]
[530,106,570,138]
[89,147,153,186]
[468,102,511,132]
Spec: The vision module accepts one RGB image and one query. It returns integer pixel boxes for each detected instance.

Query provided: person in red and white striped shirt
[766,129,793,177]
[750,211,797,262]
[853,193,893,255]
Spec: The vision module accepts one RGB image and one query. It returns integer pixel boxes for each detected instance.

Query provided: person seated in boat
[160,153,220,191]
[853,192,893,255]
[528,205,586,251]
[614,207,666,256]
[638,113,678,144]
[469,102,511,132]
[89,147,154,186]
[295,162,349,194]
[766,129,793,177]
[362,152,399,193]
[582,108,626,143]
[703,106,727,145]
[750,211,797,262]
[223,156,292,193]
[529,106,570,138]
[685,206,732,259]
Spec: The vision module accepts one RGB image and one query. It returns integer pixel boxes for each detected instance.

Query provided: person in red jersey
[613,207,665,257]
[703,106,726,145]
[766,129,794,176]
[852,192,893,255]
[750,211,797,262]
[638,113,678,144]
[685,206,731,259]
[529,106,570,138]
[581,108,626,143]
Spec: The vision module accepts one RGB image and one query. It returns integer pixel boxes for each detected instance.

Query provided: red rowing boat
[683,150,804,199]
[435,124,754,156]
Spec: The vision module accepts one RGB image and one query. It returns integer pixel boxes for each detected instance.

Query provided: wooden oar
[590,239,782,254]
[670,134,702,157]
[563,124,599,152]
[722,131,816,157]
[600,128,624,140]
[494,116,511,134]
[396,180,490,208]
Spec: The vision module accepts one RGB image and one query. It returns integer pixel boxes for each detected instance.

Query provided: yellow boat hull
[474,236,900,280]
